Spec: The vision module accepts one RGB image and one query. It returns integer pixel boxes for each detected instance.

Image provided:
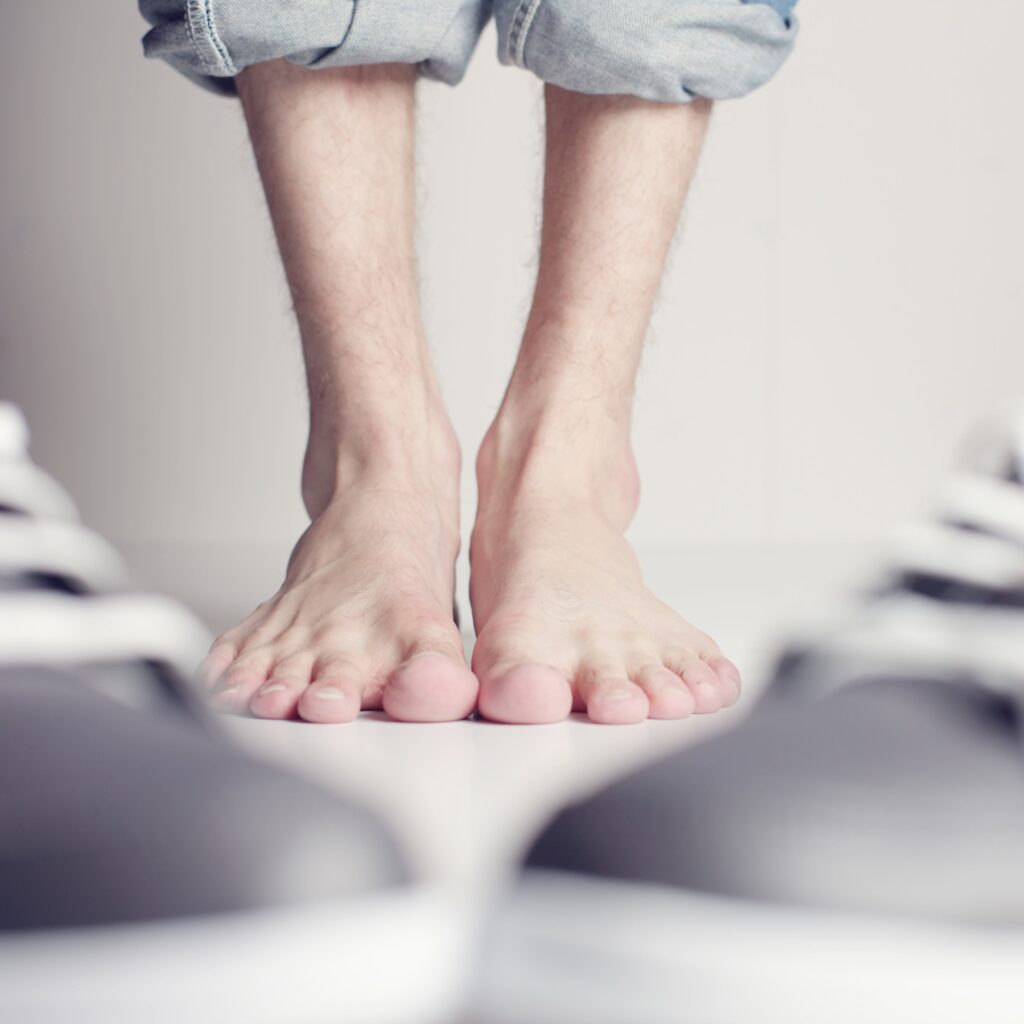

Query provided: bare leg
[470,87,740,724]
[199,60,477,723]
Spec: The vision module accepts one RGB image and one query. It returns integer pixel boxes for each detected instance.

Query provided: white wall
[2,1,1022,558]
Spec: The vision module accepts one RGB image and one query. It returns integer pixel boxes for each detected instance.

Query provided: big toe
[477,663,574,724]
[383,653,479,723]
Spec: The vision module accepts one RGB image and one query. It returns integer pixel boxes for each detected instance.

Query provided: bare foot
[198,415,477,723]
[470,418,740,725]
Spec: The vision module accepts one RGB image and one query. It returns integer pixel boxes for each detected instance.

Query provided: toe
[249,653,314,719]
[704,654,742,706]
[477,663,574,724]
[298,660,363,723]
[384,652,478,723]
[675,657,724,714]
[196,641,237,688]
[634,665,695,720]
[210,651,275,713]
[582,674,650,725]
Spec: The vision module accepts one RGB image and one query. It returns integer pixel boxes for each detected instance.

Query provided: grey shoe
[476,410,1024,1024]
[0,662,471,1024]
[0,417,469,1024]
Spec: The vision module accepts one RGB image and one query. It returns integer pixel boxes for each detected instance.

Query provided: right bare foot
[469,406,740,725]
[198,415,477,723]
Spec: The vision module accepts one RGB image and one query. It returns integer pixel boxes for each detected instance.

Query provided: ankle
[302,400,461,520]
[475,403,640,531]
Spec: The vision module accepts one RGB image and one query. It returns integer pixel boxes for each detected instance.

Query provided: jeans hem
[185,0,236,76]
[507,0,545,68]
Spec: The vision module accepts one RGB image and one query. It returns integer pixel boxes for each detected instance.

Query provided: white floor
[12,535,1023,1024]
[124,540,875,887]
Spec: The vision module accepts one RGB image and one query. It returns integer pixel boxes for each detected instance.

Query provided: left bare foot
[200,405,478,724]
[469,417,740,725]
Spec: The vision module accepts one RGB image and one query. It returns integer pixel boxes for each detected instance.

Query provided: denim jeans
[139,0,798,103]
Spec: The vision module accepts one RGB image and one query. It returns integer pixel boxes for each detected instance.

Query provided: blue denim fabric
[140,0,797,102]
[749,0,798,25]
[495,0,797,102]
[140,0,493,94]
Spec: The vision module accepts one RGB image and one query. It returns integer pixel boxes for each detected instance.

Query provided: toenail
[258,683,287,696]
[605,686,636,702]
[215,685,239,696]
[314,686,346,700]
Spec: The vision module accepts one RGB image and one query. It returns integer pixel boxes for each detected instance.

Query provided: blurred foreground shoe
[475,408,1024,1024]
[0,404,78,520]
[0,406,467,1024]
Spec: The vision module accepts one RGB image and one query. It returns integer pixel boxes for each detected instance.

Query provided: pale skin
[198,60,741,725]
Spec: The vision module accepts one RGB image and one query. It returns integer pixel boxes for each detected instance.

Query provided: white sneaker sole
[0,885,472,1024]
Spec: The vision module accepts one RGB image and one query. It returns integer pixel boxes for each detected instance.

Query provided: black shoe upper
[0,666,409,931]
[526,411,1024,926]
